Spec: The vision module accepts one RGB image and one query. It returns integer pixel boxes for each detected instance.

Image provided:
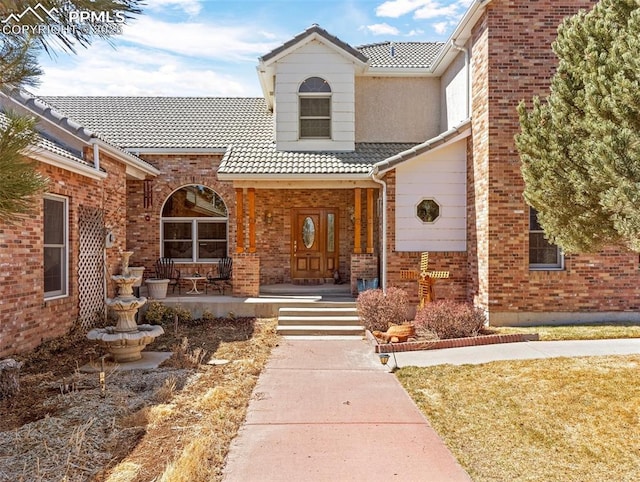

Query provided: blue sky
[33,0,473,97]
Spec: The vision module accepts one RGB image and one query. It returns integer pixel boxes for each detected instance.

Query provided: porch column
[367,188,374,254]
[354,188,362,254]
[235,188,244,253]
[248,188,256,253]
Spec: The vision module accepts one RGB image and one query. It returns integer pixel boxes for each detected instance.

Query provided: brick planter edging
[366,331,540,354]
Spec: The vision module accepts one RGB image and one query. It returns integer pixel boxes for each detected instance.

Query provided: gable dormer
[257,25,368,152]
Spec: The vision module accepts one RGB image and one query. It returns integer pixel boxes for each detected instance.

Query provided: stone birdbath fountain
[87,251,164,363]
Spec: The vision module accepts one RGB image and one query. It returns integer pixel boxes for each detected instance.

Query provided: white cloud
[375,0,468,21]
[405,29,425,37]
[414,3,459,20]
[376,0,433,19]
[433,21,449,34]
[34,44,257,96]
[366,23,400,36]
[120,17,280,62]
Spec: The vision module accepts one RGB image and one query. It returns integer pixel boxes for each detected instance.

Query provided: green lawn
[398,355,640,482]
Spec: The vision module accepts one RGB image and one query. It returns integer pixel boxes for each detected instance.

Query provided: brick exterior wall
[232,253,260,297]
[126,153,373,291]
[0,153,127,357]
[126,153,235,278]
[350,253,378,295]
[470,0,640,324]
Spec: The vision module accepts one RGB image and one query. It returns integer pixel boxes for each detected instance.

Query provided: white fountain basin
[87,324,165,363]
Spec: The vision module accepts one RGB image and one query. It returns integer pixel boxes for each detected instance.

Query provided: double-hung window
[161,185,228,262]
[299,76,331,139]
[44,195,68,298]
[529,207,563,270]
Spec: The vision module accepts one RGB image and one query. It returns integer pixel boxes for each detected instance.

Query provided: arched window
[161,185,228,262]
[298,76,331,139]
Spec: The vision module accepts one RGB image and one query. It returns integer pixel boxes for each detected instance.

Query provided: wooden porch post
[354,188,362,254]
[367,188,374,254]
[235,188,244,253]
[248,188,256,253]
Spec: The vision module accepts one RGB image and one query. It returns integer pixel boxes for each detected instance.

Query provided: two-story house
[5,0,638,358]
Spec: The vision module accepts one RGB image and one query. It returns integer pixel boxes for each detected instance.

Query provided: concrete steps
[277,303,364,337]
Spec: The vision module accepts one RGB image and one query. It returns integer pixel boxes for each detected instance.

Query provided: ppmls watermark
[1,2,126,36]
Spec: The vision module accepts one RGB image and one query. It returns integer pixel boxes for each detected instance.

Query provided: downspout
[92,140,100,171]
[452,41,470,118]
[369,166,387,291]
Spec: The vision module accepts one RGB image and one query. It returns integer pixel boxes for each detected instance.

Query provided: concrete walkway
[391,338,640,367]
[222,338,472,482]
[222,337,640,481]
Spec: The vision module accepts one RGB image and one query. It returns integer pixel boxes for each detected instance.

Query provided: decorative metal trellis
[78,205,106,330]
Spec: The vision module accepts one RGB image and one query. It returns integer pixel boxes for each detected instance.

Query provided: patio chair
[154,257,181,294]
[206,257,233,295]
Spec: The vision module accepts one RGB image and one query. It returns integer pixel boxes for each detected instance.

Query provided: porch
[141,282,355,320]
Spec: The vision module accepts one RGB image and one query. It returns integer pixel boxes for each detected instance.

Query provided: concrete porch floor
[138,283,356,319]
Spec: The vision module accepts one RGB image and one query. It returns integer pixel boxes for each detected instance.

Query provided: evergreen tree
[516,0,640,253]
[0,1,143,222]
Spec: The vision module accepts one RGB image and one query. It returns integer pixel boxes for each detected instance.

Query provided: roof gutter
[430,0,492,74]
[30,148,107,180]
[91,138,160,178]
[217,172,373,182]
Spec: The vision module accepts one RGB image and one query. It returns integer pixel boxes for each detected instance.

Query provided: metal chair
[154,257,181,293]
[206,257,232,294]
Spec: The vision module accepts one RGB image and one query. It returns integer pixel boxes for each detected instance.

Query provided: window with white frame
[44,195,68,298]
[529,207,563,270]
[299,76,331,139]
[161,185,228,262]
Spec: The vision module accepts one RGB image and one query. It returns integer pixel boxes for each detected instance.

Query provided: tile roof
[42,96,272,150]
[0,109,90,167]
[220,142,416,175]
[42,96,414,176]
[356,41,444,69]
[261,24,368,64]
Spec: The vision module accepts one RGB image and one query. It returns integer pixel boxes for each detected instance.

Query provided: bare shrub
[170,337,209,368]
[357,287,410,333]
[154,376,178,403]
[143,302,192,327]
[143,301,173,325]
[414,300,486,339]
[0,359,23,399]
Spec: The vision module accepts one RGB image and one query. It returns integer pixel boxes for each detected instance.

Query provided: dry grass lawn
[398,355,640,482]
[0,317,279,482]
[494,322,640,341]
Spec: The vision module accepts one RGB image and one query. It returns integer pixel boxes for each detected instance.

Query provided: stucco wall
[355,76,440,143]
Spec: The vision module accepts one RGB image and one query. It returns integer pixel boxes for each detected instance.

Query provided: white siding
[274,40,356,151]
[395,140,467,251]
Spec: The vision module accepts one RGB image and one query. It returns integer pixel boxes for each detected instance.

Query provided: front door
[291,208,339,280]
